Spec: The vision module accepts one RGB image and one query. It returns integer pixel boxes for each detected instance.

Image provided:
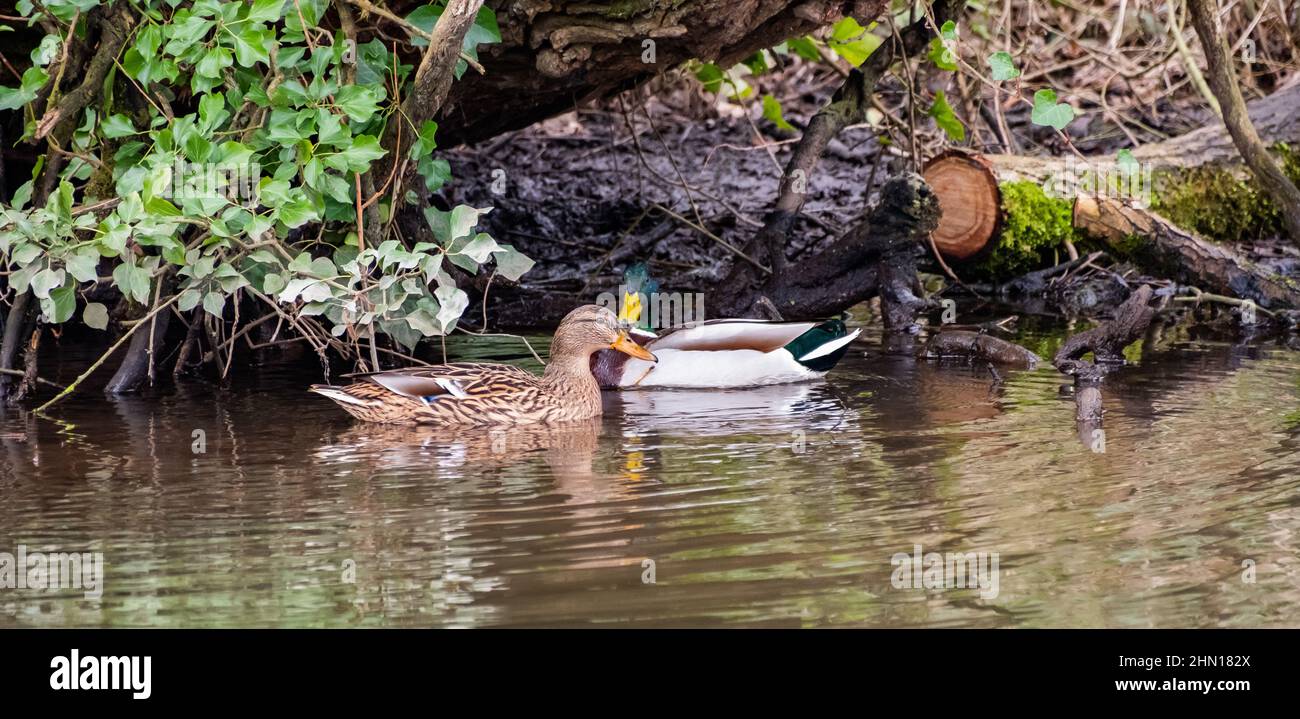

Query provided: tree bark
[1186,0,1300,244]
[438,0,889,144]
[104,303,172,394]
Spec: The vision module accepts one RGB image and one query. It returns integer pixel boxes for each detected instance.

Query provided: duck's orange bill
[610,331,657,362]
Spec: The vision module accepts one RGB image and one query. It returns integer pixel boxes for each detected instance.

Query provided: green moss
[971,181,1082,279]
[1150,142,1300,243]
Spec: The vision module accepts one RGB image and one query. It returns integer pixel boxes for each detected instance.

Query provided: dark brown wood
[1053,284,1155,381]
[923,330,1042,368]
[438,1,892,145]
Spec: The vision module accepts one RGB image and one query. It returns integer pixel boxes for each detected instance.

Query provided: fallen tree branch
[923,330,1042,368]
[0,367,65,390]
[1053,284,1156,381]
[34,295,180,415]
[1073,196,1300,309]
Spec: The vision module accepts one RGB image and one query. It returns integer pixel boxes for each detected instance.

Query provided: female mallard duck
[591,265,860,389]
[311,305,656,425]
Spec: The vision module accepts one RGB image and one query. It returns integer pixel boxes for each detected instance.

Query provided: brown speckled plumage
[310,305,655,426]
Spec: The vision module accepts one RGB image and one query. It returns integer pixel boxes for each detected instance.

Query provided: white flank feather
[798,328,862,362]
[434,378,470,399]
[617,348,819,388]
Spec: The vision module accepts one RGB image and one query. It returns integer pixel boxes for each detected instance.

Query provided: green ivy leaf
[231,27,272,67]
[1031,89,1075,131]
[244,0,285,24]
[323,134,387,173]
[1117,148,1140,175]
[928,90,965,142]
[928,38,958,71]
[828,18,881,67]
[694,63,724,94]
[83,302,110,330]
[0,67,50,111]
[202,291,226,317]
[65,249,100,283]
[42,284,76,324]
[761,94,795,132]
[101,113,138,138]
[987,51,1020,81]
[492,244,534,282]
[333,85,385,123]
[112,261,153,304]
[196,46,234,79]
[786,37,821,62]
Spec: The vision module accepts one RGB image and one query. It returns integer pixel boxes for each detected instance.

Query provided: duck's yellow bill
[618,291,643,324]
[610,331,656,362]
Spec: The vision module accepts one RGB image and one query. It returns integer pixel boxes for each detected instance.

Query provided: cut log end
[923,150,1002,262]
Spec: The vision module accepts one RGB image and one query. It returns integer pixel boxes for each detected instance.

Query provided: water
[2,314,1299,627]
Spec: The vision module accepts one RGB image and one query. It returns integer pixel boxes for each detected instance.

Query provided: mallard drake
[591,266,861,389]
[311,305,656,425]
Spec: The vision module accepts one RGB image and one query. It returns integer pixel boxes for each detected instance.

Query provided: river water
[2,312,1299,627]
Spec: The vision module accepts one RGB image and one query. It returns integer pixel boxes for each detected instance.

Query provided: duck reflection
[311,416,638,503]
[608,382,853,436]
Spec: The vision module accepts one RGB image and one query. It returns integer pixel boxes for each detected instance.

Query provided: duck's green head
[618,263,659,328]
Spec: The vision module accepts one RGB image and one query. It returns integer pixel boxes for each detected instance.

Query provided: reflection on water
[2,316,1299,627]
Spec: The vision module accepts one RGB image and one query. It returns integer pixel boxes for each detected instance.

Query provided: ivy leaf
[409,120,439,159]
[165,15,215,55]
[112,261,152,304]
[928,38,958,71]
[0,66,49,111]
[434,284,469,334]
[83,302,110,330]
[323,134,387,173]
[245,0,285,23]
[449,205,490,242]
[828,17,881,67]
[262,272,287,295]
[65,249,100,283]
[1031,89,1075,130]
[231,27,272,67]
[145,197,183,217]
[202,291,226,318]
[491,244,534,282]
[928,90,965,142]
[277,199,320,228]
[333,85,384,123]
[101,113,138,138]
[457,232,501,264]
[1117,148,1140,176]
[786,36,821,62]
[987,51,1020,81]
[196,46,234,79]
[177,289,202,312]
[42,284,76,324]
[761,94,795,132]
[417,156,452,192]
[30,268,65,300]
[694,63,724,94]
